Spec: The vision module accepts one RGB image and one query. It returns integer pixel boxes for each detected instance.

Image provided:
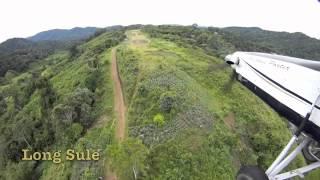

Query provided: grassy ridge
[115,30,305,179]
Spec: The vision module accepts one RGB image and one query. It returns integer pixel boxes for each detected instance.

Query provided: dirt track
[111,48,126,142]
[107,31,144,180]
[106,48,126,180]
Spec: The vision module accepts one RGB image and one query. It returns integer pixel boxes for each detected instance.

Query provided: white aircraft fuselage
[225,52,320,141]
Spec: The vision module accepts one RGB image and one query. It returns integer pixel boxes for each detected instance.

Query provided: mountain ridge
[0,26,320,179]
[222,26,320,60]
[27,27,98,41]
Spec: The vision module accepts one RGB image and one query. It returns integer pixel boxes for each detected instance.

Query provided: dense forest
[0,25,319,179]
[143,25,320,61]
[223,27,320,60]
[0,28,126,179]
[0,38,72,77]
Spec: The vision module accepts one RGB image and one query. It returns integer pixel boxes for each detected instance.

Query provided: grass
[116,30,307,179]
[1,28,318,179]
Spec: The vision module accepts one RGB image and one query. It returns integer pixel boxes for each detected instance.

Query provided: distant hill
[2,25,320,78]
[222,27,320,61]
[0,26,127,76]
[28,27,98,41]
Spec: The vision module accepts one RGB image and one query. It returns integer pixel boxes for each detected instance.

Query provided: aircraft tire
[236,165,268,180]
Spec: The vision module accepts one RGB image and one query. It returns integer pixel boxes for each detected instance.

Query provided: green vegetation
[153,113,165,127]
[117,29,307,179]
[0,38,73,77]
[143,25,320,61]
[0,29,125,179]
[1,25,320,179]
[223,27,320,61]
[108,138,148,179]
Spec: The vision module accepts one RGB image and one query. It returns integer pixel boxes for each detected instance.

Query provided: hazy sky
[0,0,319,42]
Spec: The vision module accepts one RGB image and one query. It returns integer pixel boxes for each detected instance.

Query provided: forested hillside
[0,38,73,77]
[0,26,122,78]
[28,27,98,42]
[0,28,125,179]
[0,25,319,179]
[143,25,320,61]
[223,27,320,61]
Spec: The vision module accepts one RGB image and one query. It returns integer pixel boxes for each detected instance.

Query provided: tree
[108,138,148,180]
[36,77,56,109]
[68,88,94,127]
[0,94,7,115]
[52,104,74,125]
[52,88,94,132]
[159,91,176,113]
[85,69,101,92]
[69,45,79,58]
[5,96,15,119]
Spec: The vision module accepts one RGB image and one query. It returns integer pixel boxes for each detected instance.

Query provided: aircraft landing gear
[236,166,268,180]
[236,136,320,180]
[302,139,320,164]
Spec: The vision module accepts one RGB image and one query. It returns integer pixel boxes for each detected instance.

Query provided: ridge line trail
[111,48,126,142]
[106,48,126,180]
[107,30,146,180]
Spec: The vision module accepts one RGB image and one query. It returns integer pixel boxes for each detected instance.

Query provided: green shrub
[153,113,165,127]
[108,138,148,180]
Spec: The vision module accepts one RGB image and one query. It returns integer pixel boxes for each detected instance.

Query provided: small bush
[153,113,165,127]
[159,91,175,113]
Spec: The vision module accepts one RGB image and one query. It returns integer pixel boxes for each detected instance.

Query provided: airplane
[224,52,320,180]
